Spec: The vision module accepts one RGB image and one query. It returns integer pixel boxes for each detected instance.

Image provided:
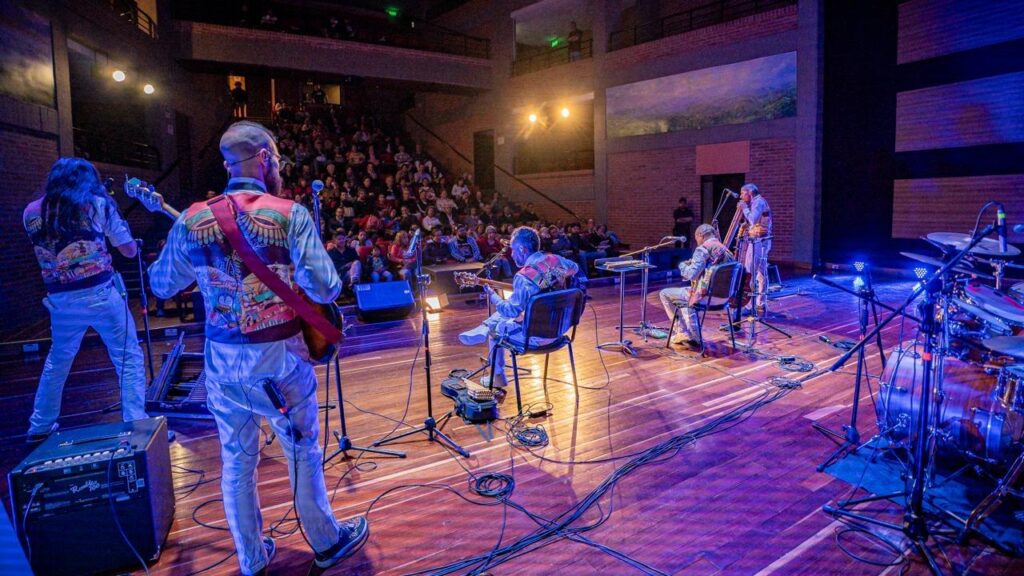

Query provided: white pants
[659,286,699,339]
[205,360,340,575]
[743,239,771,310]
[29,282,148,434]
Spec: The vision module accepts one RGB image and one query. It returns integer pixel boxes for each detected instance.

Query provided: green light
[386,7,399,17]
[550,38,560,48]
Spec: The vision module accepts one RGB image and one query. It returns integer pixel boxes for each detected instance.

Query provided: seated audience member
[568,221,606,273]
[328,233,362,292]
[389,230,417,280]
[448,224,483,263]
[421,206,442,231]
[479,226,513,278]
[367,246,393,282]
[424,228,451,265]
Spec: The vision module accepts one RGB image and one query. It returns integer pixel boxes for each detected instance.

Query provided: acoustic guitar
[454,271,513,293]
[124,177,344,363]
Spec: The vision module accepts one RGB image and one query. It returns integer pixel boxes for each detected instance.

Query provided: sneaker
[26,422,59,444]
[315,517,369,569]
[481,373,508,388]
[670,333,693,345]
[458,324,490,346]
[252,536,276,576]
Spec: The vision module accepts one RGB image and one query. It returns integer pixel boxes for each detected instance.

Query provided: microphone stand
[310,189,404,463]
[820,224,995,576]
[372,236,470,457]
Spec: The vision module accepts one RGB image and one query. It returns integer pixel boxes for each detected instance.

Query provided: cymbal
[926,232,1022,257]
[900,251,944,268]
[983,336,1024,360]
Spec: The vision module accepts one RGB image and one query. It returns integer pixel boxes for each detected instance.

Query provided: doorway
[701,173,746,238]
[473,130,495,192]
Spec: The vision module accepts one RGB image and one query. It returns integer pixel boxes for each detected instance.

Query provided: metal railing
[73,127,161,171]
[609,0,795,51]
[102,0,158,38]
[173,3,489,59]
[512,38,592,76]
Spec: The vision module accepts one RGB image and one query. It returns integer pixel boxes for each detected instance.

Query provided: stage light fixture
[913,267,928,279]
[852,276,865,290]
[853,261,866,272]
[143,83,155,95]
[112,70,126,82]
[560,107,570,118]
[528,113,537,124]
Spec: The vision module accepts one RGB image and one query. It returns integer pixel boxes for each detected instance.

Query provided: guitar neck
[476,277,513,292]
[160,204,181,220]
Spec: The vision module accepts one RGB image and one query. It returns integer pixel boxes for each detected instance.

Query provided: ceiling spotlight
[112,70,126,82]
[143,83,155,95]
[528,113,537,124]
[560,107,570,118]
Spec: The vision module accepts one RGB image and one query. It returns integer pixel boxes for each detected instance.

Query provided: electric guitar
[124,177,344,363]
[454,271,513,293]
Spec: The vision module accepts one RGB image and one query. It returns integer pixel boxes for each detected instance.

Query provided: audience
[261,100,623,300]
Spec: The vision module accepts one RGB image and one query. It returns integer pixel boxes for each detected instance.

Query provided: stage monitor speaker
[354,280,415,322]
[8,417,174,576]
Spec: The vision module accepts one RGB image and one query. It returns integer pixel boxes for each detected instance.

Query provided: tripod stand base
[324,431,406,463]
[598,340,638,356]
[372,413,470,458]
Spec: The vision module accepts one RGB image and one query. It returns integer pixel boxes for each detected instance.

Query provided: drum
[1011,282,1024,305]
[947,298,1013,339]
[877,343,1024,464]
[996,365,1024,414]
[961,283,1024,332]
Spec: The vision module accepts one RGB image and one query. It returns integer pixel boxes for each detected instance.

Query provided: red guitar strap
[206,195,342,344]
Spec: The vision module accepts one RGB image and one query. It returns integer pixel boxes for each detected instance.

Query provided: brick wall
[607,146,698,248]
[0,129,59,335]
[898,0,1024,64]
[606,4,798,67]
[607,138,796,262]
[893,175,1024,242]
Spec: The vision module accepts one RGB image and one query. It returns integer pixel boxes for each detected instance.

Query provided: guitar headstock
[124,176,179,219]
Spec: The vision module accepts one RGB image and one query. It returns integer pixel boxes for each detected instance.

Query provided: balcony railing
[609,0,795,51]
[172,3,489,59]
[73,127,161,171]
[512,38,592,76]
[102,0,157,38]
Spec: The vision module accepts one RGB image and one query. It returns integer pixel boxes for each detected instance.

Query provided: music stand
[595,258,655,356]
[619,238,678,341]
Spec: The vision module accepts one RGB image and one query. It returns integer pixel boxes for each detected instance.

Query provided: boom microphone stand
[309,184,404,462]
[621,238,677,341]
[372,232,470,458]
[820,224,995,576]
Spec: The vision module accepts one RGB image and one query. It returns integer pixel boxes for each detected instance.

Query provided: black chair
[487,288,586,414]
[665,261,743,355]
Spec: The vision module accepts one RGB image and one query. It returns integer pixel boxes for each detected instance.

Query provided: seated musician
[659,224,735,348]
[458,226,582,388]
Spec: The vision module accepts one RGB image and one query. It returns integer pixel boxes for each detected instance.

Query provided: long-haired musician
[737,183,772,313]
[23,157,148,443]
[659,224,735,348]
[149,121,367,575]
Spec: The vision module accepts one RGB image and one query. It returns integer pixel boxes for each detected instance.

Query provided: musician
[23,158,148,443]
[149,121,367,576]
[737,183,772,313]
[458,226,581,388]
[659,224,734,347]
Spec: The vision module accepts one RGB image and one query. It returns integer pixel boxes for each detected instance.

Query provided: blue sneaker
[252,536,276,576]
[314,517,369,569]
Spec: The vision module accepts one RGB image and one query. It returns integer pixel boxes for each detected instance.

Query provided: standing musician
[659,224,735,348]
[149,121,367,576]
[458,226,582,388]
[23,157,148,443]
[737,183,772,313]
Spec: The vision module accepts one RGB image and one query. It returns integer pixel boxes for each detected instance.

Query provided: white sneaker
[670,333,692,345]
[459,324,490,346]
[481,373,508,388]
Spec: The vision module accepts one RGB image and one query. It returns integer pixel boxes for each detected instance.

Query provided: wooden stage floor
[1,275,1021,575]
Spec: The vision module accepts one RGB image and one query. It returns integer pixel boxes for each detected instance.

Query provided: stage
[2,274,1022,575]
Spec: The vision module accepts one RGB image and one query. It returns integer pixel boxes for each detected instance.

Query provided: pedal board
[441,369,499,424]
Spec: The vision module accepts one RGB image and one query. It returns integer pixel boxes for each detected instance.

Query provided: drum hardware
[822,222,1001,576]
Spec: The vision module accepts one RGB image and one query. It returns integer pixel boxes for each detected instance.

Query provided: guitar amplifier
[8,417,174,576]
[355,280,415,322]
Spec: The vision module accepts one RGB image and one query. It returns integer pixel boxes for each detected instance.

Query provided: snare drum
[961,283,1024,333]
[878,343,1023,463]
[996,365,1024,414]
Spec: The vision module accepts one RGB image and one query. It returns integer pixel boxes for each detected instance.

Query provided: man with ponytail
[23,157,148,443]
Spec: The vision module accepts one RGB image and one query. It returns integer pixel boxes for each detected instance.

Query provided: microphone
[723,188,738,198]
[996,204,1007,253]
[311,179,325,196]
[404,228,422,257]
[103,177,115,195]
[663,236,687,243]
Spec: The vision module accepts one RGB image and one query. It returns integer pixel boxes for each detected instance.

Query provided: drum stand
[812,270,888,470]
[820,224,995,576]
[957,450,1024,543]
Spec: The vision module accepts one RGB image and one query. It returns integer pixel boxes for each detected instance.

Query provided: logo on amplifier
[69,480,102,494]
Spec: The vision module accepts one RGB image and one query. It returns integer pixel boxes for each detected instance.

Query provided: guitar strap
[207,195,343,344]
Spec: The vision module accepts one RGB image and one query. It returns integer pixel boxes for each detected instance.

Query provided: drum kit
[874,231,1024,553]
